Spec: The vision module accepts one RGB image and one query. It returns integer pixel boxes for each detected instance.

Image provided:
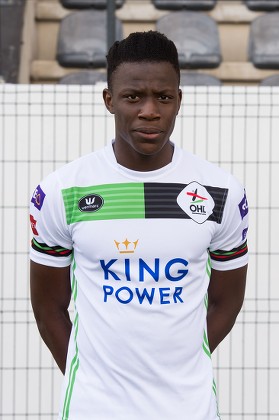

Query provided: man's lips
[134,127,163,134]
[133,128,164,139]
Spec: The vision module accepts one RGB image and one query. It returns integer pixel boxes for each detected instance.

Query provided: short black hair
[106,30,180,90]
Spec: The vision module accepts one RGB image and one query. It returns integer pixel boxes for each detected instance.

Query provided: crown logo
[114,238,139,254]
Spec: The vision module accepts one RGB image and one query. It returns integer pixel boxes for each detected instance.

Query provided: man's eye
[159,95,170,101]
[126,95,139,101]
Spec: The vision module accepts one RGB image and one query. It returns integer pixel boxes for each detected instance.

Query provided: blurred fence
[0,84,279,419]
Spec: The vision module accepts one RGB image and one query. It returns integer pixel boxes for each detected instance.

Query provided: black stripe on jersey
[144,183,188,219]
[206,186,228,224]
[144,183,228,224]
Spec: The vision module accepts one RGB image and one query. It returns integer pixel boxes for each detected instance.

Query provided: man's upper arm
[206,264,248,352]
[208,265,247,311]
[30,261,71,316]
[30,261,72,373]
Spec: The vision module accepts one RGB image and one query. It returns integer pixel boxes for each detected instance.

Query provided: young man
[30,31,248,419]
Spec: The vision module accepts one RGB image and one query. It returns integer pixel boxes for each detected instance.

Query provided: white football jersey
[30,142,248,420]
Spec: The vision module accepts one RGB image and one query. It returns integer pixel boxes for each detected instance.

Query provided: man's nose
[138,98,160,120]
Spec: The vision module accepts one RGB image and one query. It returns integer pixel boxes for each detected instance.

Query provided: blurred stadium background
[1,1,279,419]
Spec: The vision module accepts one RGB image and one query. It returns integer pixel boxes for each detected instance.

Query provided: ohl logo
[177,181,215,224]
[187,188,207,215]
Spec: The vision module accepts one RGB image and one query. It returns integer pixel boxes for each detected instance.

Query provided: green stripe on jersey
[202,329,211,359]
[62,260,79,419]
[62,183,145,224]
[206,253,212,278]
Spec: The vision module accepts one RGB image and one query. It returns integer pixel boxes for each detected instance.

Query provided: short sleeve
[209,175,249,271]
[29,171,73,267]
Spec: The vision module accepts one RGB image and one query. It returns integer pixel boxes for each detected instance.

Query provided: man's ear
[103,88,114,114]
[177,88,182,115]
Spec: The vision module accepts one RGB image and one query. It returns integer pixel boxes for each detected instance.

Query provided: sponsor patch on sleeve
[242,227,248,241]
[30,214,39,236]
[31,185,46,211]
[238,191,248,219]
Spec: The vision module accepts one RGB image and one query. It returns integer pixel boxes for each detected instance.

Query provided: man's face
[103,61,182,170]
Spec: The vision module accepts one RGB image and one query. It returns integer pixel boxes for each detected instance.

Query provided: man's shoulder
[39,147,107,193]
[55,147,106,179]
[179,148,232,183]
[62,148,104,171]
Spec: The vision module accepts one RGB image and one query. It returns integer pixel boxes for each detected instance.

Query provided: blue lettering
[100,259,120,280]
[100,258,189,282]
[173,287,184,303]
[115,287,133,304]
[124,259,131,281]
[159,287,171,304]
[103,285,184,305]
[103,285,114,302]
[139,258,159,282]
[165,258,188,281]
[135,287,155,304]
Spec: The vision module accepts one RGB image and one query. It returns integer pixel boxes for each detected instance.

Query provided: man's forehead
[112,61,179,86]
[116,60,174,71]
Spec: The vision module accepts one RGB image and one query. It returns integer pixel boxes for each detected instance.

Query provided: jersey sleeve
[29,171,73,267]
[209,174,249,271]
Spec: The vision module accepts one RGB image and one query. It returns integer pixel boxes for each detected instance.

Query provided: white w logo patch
[85,197,95,205]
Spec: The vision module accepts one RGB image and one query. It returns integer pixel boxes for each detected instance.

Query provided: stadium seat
[60,0,125,9]
[260,74,279,86]
[58,71,107,85]
[248,13,279,69]
[180,72,221,86]
[244,0,279,11]
[156,12,221,69]
[152,0,216,10]
[0,0,25,83]
[56,10,123,68]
